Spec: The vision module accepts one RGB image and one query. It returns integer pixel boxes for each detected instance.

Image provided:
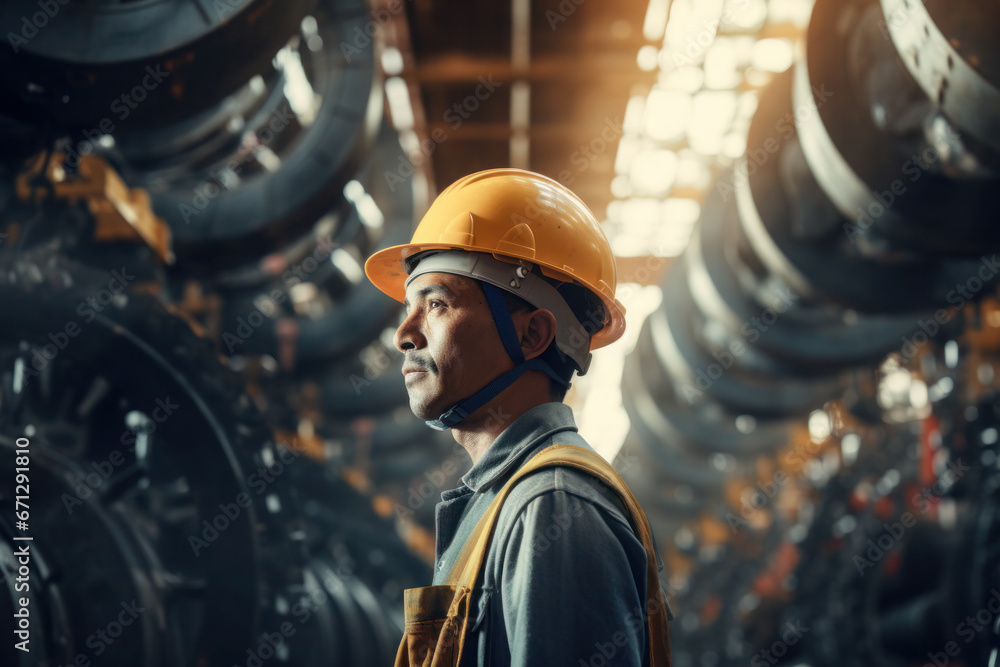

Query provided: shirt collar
[459,402,578,493]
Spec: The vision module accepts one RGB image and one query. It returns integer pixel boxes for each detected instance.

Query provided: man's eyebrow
[403,284,451,310]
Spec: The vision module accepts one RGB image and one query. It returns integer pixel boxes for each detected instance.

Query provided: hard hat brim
[364,241,627,350]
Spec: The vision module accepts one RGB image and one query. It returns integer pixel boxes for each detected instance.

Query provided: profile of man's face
[393,272,515,421]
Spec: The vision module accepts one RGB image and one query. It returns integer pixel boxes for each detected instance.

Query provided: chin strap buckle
[425,404,469,431]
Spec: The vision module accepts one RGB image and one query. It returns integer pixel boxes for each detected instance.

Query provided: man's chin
[407,393,445,422]
[405,377,461,422]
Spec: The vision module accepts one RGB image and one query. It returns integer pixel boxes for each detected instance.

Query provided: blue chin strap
[424,282,573,431]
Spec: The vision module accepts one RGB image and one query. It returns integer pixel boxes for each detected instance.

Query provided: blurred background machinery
[0,0,999,665]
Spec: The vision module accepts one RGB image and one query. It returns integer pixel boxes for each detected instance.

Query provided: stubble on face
[398,273,511,422]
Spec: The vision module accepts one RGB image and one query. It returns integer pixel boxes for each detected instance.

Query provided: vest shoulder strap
[445,443,673,665]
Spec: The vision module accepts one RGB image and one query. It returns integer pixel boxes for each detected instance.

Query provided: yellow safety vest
[393,444,674,667]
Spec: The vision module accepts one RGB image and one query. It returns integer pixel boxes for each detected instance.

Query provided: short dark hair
[495,275,606,402]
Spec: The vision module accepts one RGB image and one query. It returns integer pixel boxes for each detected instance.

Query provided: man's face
[393,272,514,421]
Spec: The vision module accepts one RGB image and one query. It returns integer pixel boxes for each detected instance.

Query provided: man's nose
[393,310,423,352]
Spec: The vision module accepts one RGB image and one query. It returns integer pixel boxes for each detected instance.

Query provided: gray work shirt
[431,402,673,667]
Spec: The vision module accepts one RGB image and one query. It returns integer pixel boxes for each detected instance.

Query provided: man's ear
[518,309,557,360]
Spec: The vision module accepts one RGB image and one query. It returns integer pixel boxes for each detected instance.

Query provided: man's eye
[428,300,444,309]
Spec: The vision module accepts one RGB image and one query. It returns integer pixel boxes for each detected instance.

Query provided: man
[365,168,673,666]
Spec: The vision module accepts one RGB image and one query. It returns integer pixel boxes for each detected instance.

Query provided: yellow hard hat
[364,168,626,349]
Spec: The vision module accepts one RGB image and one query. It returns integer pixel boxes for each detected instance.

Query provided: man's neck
[450,378,554,465]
